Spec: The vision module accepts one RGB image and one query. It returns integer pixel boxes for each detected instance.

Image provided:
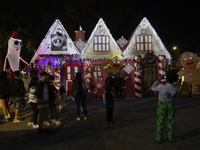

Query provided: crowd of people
[0,70,179,143]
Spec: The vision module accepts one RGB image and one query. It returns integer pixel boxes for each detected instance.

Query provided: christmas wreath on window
[144,50,156,62]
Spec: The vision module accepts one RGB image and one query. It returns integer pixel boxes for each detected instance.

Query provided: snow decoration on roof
[75,39,86,50]
[81,18,122,60]
[123,63,134,74]
[30,19,80,63]
[117,36,128,48]
[124,17,171,62]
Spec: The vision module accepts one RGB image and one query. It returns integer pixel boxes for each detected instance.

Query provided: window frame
[136,34,152,51]
[42,65,53,75]
[93,64,102,78]
[93,35,110,52]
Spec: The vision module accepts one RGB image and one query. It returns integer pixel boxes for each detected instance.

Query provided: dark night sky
[132,1,199,53]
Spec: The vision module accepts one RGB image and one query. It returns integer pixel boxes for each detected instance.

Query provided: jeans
[37,99,49,129]
[106,106,114,122]
[30,102,39,125]
[11,97,22,109]
[75,97,86,117]
[49,98,58,119]
[115,87,122,98]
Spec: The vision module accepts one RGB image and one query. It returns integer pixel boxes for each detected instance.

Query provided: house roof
[124,17,172,61]
[81,18,122,60]
[30,19,80,63]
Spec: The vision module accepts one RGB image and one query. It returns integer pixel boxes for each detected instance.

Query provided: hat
[11,31,21,40]
[40,71,47,76]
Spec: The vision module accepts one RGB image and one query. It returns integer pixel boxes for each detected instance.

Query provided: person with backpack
[71,72,87,121]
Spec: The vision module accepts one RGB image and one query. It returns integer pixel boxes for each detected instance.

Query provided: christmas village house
[30,19,83,96]
[123,17,172,98]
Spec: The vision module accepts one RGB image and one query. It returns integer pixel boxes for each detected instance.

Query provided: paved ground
[0,97,200,150]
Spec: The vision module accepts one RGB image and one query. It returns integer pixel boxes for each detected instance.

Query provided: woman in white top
[151,71,179,143]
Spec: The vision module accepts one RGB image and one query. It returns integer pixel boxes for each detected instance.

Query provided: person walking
[103,87,114,127]
[27,77,39,128]
[114,72,123,99]
[48,75,60,125]
[36,71,50,133]
[71,72,87,121]
[0,71,11,122]
[151,72,179,143]
[9,71,24,123]
[58,83,66,111]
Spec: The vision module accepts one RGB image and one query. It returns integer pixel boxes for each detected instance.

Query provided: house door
[63,62,82,96]
[143,63,157,98]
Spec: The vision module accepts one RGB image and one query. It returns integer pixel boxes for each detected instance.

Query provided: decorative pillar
[54,67,61,90]
[134,55,142,98]
[158,55,166,85]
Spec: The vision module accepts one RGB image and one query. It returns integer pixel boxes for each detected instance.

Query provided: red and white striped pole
[158,55,166,85]
[54,67,61,90]
[134,55,142,98]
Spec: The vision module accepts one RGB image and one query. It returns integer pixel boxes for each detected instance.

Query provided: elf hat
[11,31,21,40]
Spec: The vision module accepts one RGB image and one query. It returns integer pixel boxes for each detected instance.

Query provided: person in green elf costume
[151,72,179,143]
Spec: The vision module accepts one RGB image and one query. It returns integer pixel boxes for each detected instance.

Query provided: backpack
[71,80,82,98]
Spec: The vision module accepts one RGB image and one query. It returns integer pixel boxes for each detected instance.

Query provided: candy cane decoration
[54,67,61,90]
[134,55,142,98]
[158,55,166,85]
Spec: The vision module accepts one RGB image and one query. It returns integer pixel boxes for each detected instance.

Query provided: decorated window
[93,64,102,78]
[66,66,79,80]
[42,65,52,75]
[136,34,152,51]
[93,35,110,52]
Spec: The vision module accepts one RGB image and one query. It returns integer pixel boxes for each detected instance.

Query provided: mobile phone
[164,75,166,79]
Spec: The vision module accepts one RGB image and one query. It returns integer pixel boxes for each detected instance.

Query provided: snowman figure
[51,28,67,50]
[2,31,29,79]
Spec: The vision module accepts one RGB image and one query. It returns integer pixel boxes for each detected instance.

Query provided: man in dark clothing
[103,87,114,126]
[36,71,50,133]
[9,71,24,123]
[48,75,60,125]
[105,73,113,89]
[114,72,123,99]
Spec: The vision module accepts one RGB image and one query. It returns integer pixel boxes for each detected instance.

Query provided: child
[151,71,179,143]
[58,83,66,111]
[103,87,114,126]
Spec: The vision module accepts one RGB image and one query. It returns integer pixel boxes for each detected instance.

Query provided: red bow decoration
[186,66,195,71]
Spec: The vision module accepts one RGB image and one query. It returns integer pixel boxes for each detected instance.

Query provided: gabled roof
[30,19,80,63]
[81,18,122,60]
[124,17,171,60]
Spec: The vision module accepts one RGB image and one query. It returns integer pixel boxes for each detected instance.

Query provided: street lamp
[173,46,177,50]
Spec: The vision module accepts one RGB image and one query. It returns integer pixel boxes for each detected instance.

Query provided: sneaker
[84,116,87,120]
[27,122,34,126]
[55,121,61,126]
[106,122,110,127]
[13,119,21,123]
[76,117,80,121]
[43,121,50,126]
[7,114,11,118]
[33,124,39,128]
[1,118,9,123]
[110,122,113,126]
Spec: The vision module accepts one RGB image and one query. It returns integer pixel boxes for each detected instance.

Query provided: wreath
[144,53,156,62]
[147,68,154,74]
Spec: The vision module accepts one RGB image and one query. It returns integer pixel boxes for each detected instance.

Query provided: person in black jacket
[36,71,50,133]
[0,71,10,123]
[48,75,60,125]
[9,71,24,123]
[103,87,114,126]
[105,73,113,89]
[114,72,123,99]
